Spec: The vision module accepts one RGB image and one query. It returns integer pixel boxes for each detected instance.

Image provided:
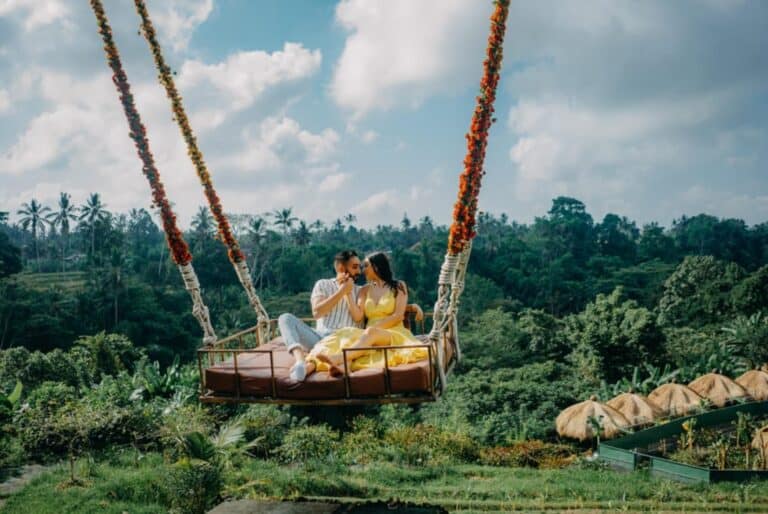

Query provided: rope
[90,0,217,347]
[179,263,217,345]
[133,0,271,333]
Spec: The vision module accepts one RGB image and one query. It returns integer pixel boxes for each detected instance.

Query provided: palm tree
[309,219,325,232]
[78,193,111,258]
[294,221,311,247]
[343,213,357,230]
[46,192,78,271]
[0,211,8,225]
[191,206,214,240]
[17,199,51,265]
[271,208,298,245]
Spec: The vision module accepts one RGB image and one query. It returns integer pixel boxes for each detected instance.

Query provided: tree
[343,213,357,230]
[0,212,8,225]
[17,199,51,265]
[46,192,79,271]
[0,232,22,279]
[566,287,665,383]
[638,222,676,262]
[271,208,298,240]
[78,193,111,258]
[191,206,215,245]
[657,255,745,327]
[596,213,638,263]
[293,221,311,247]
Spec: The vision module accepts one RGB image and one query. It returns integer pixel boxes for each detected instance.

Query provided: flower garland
[447,0,510,255]
[90,0,192,265]
[133,0,245,264]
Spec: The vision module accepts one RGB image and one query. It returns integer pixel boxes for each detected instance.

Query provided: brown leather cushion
[203,336,434,399]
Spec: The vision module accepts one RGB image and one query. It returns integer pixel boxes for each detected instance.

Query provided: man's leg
[277,313,322,380]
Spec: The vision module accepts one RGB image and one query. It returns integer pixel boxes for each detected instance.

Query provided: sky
[1,0,767,230]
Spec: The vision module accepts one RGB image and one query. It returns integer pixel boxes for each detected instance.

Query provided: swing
[89,0,510,405]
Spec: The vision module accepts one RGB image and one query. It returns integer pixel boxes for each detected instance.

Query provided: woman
[301,252,428,379]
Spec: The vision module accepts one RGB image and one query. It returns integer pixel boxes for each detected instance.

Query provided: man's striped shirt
[311,278,363,335]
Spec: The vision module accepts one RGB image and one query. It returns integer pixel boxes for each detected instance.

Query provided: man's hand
[340,274,355,295]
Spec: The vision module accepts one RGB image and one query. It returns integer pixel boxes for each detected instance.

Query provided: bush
[158,404,216,460]
[17,395,161,459]
[383,424,479,466]
[164,459,222,514]
[421,361,582,444]
[237,404,295,457]
[479,440,576,468]
[340,416,384,465]
[274,424,339,464]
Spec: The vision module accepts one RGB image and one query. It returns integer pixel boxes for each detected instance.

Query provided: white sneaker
[290,361,306,381]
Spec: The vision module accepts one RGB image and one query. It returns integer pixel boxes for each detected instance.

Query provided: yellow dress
[309,289,428,372]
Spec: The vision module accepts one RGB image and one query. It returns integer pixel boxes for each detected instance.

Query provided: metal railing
[196,311,449,405]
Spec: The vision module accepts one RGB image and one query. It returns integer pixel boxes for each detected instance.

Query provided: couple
[277,250,427,382]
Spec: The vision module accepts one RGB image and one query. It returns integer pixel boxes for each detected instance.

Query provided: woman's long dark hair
[366,252,406,296]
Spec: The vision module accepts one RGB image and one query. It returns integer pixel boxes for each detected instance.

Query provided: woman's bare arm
[369,282,408,329]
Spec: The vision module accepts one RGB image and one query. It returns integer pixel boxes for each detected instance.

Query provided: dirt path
[0,464,55,510]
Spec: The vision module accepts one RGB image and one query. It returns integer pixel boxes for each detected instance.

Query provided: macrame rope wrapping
[180,263,217,346]
[90,0,216,346]
[429,0,510,389]
[133,0,270,332]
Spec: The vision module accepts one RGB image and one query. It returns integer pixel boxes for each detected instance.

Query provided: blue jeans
[278,313,327,354]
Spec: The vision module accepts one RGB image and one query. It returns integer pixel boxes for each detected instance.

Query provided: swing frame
[196,313,458,405]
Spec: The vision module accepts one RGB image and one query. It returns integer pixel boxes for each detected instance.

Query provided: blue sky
[1,0,766,230]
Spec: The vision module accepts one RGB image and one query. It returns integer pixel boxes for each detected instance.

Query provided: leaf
[8,381,22,405]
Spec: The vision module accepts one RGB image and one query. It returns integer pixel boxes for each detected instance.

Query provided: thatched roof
[736,370,768,402]
[555,396,631,441]
[606,392,664,426]
[648,383,703,416]
[688,373,750,407]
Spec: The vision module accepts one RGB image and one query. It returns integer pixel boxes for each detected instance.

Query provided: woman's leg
[344,327,392,361]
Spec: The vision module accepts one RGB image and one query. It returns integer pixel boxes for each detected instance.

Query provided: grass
[14,272,87,292]
[3,450,768,513]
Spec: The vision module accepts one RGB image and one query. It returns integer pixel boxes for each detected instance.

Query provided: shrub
[383,424,479,466]
[274,424,339,464]
[17,395,161,459]
[340,416,384,465]
[164,459,222,514]
[479,440,576,468]
[238,404,295,457]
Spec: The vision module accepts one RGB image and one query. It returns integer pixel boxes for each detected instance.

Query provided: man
[278,250,363,381]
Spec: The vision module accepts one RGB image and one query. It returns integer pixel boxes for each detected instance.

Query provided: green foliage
[0,230,22,278]
[74,331,143,378]
[664,328,747,381]
[17,391,161,460]
[422,361,582,444]
[237,404,296,457]
[130,354,194,401]
[566,287,665,383]
[164,459,222,514]
[479,440,575,468]
[722,312,768,369]
[382,423,479,466]
[657,255,745,327]
[274,424,339,464]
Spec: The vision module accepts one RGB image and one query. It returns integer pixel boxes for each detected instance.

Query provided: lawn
[2,450,768,513]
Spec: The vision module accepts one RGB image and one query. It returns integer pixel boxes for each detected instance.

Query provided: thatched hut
[606,391,664,426]
[555,396,631,441]
[688,372,750,407]
[648,383,703,416]
[736,369,768,402]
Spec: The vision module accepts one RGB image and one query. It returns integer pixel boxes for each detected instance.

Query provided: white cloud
[149,0,214,52]
[318,173,350,193]
[331,0,487,119]
[0,0,70,31]
[179,43,322,111]
[0,89,9,113]
[223,116,339,173]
